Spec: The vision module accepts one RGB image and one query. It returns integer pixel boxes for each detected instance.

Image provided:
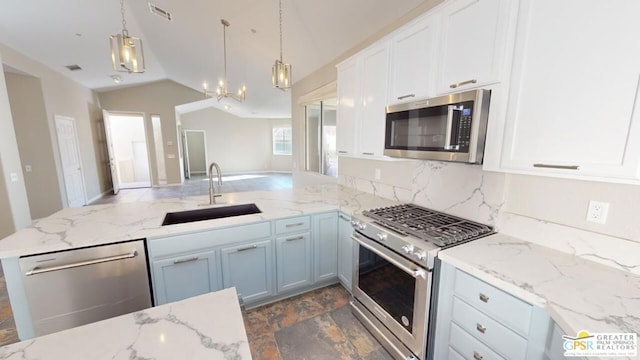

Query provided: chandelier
[110,0,145,73]
[216,19,246,102]
[272,0,292,90]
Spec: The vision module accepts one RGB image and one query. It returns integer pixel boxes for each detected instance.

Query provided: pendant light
[110,0,145,73]
[216,19,246,102]
[272,0,292,91]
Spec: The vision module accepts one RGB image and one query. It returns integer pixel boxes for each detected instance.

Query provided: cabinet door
[152,250,219,305]
[337,213,353,291]
[500,0,640,181]
[336,58,359,156]
[276,233,312,293]
[388,14,439,104]
[313,212,338,283]
[436,0,512,93]
[220,239,274,303]
[358,42,390,157]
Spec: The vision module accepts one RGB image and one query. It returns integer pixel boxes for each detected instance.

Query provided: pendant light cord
[279,0,283,62]
[120,0,128,34]
[223,21,228,83]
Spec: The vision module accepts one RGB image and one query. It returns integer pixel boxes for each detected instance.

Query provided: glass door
[305,98,337,177]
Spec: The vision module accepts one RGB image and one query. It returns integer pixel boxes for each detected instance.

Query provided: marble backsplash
[338,157,506,225]
[338,156,640,275]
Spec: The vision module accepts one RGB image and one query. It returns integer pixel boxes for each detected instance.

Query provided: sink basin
[162,203,262,226]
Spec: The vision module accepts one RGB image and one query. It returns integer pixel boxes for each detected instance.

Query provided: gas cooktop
[362,203,494,247]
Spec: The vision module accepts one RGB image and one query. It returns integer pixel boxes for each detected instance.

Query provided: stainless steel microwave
[384,89,491,164]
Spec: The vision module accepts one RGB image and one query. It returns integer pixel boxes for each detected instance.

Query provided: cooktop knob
[377,233,388,241]
[413,250,427,261]
[401,244,414,254]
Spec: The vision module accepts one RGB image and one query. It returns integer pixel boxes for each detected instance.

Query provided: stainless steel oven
[349,204,494,360]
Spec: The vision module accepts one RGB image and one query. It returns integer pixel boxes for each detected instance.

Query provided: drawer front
[454,269,532,336]
[450,323,505,360]
[149,222,271,258]
[452,296,527,360]
[448,347,466,360]
[275,216,311,234]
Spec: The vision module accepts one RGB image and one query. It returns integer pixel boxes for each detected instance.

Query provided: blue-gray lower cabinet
[152,250,219,305]
[276,233,312,293]
[313,212,338,283]
[337,213,353,291]
[220,239,275,304]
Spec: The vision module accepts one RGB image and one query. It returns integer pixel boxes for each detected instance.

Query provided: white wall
[0,55,31,238]
[180,107,292,174]
[1,43,109,207]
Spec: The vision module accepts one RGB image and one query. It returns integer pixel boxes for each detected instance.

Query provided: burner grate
[363,204,493,247]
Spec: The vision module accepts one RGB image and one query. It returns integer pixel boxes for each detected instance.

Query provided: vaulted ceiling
[0,0,426,117]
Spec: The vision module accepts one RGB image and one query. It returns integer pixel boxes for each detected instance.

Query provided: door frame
[183,129,208,178]
[102,111,153,192]
[53,114,87,207]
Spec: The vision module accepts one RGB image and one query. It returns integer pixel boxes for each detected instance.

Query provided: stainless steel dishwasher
[19,239,152,336]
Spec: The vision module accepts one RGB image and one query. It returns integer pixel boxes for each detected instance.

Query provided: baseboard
[86,189,113,204]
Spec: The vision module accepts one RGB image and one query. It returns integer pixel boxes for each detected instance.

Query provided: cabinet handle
[473,351,483,360]
[533,163,580,170]
[338,150,348,154]
[397,94,415,100]
[338,214,350,221]
[285,222,305,228]
[173,256,198,264]
[362,152,375,156]
[449,79,477,88]
[286,236,305,242]
[479,293,489,303]
[476,323,487,334]
[237,245,258,252]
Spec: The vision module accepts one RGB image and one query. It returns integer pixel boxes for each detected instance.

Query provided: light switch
[25,165,32,172]
[10,173,18,182]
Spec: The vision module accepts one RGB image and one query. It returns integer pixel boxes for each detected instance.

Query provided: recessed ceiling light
[65,64,82,71]
[251,29,257,34]
[75,33,82,37]
[110,74,123,84]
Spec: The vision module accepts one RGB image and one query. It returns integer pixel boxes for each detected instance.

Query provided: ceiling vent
[65,64,82,71]
[148,3,172,21]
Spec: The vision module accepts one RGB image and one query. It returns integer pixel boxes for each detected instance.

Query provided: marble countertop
[0,287,251,359]
[439,234,640,348]
[0,184,396,258]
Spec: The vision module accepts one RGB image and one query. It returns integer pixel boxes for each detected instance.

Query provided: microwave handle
[444,105,463,150]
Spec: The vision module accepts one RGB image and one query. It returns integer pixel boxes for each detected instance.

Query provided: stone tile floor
[90,173,293,205]
[0,268,18,346]
[243,284,392,360]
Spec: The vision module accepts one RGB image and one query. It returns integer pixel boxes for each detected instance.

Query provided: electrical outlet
[586,200,609,224]
[374,168,381,180]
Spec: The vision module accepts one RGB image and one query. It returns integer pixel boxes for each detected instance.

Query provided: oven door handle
[352,235,428,279]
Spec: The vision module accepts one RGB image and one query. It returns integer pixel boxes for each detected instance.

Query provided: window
[273,127,292,155]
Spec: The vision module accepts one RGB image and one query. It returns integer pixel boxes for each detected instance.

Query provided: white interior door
[102,110,120,195]
[54,115,86,207]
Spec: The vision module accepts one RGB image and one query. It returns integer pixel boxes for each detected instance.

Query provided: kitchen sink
[161,203,262,226]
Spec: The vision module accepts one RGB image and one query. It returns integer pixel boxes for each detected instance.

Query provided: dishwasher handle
[24,250,138,276]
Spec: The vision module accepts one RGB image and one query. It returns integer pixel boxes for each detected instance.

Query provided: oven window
[358,246,416,332]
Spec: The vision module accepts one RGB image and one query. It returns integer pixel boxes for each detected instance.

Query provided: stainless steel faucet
[208,162,223,204]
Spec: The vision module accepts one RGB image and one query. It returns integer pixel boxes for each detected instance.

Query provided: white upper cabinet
[358,43,390,157]
[336,57,359,155]
[499,0,640,182]
[435,0,513,94]
[336,41,390,158]
[388,14,439,104]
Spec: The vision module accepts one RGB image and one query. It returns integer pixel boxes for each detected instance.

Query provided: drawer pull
[449,79,477,88]
[476,323,487,334]
[286,236,305,242]
[362,152,375,156]
[479,293,489,303]
[397,94,415,100]
[173,256,198,264]
[338,214,350,221]
[237,245,258,252]
[285,222,305,228]
[533,163,580,170]
[473,351,483,360]
[338,150,348,154]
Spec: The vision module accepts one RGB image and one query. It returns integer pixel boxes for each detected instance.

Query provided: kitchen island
[0,287,251,360]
